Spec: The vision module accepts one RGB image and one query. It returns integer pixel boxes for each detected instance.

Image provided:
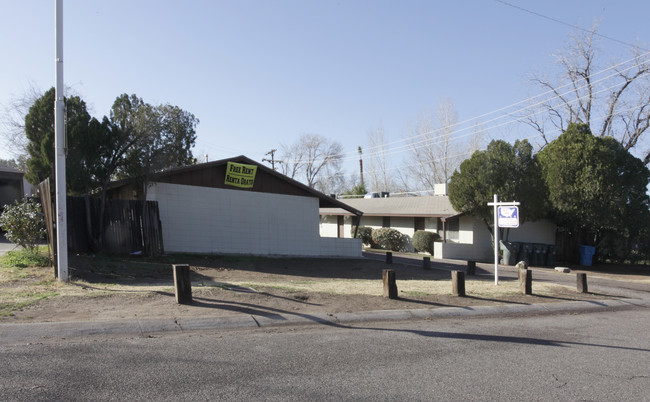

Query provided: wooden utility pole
[358,146,364,188]
[263,149,282,170]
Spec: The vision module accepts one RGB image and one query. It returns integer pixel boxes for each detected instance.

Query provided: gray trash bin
[499,241,520,265]
[533,244,548,266]
[518,243,533,265]
[546,245,557,266]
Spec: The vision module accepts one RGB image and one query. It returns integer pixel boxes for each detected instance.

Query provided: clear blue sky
[1,0,649,188]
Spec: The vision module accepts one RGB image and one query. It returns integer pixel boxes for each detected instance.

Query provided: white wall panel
[150,183,359,257]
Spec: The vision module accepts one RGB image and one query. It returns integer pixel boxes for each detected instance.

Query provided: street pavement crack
[552,373,567,388]
[173,318,183,331]
[136,319,145,338]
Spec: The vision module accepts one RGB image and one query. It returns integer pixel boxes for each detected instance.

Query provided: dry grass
[216,278,574,297]
[0,251,623,319]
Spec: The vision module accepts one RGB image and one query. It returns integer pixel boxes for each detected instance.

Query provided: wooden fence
[67,197,164,255]
[38,179,56,273]
[39,180,164,255]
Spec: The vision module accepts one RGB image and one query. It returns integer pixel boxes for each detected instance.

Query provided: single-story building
[0,166,31,214]
[107,155,363,257]
[319,193,556,262]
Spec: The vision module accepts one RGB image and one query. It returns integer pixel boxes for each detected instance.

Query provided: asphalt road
[1,307,648,401]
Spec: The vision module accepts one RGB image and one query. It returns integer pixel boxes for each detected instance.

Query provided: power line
[322,102,646,188]
[196,50,650,168]
[323,51,650,164]
[281,62,650,167]
[493,0,648,51]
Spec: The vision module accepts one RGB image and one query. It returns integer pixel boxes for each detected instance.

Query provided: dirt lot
[0,252,623,324]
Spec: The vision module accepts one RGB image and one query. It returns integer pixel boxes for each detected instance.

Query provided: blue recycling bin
[578,245,596,266]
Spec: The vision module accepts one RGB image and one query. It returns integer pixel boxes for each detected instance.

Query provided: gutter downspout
[353,213,362,238]
[441,217,447,242]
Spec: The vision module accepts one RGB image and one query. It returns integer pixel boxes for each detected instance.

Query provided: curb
[1,297,648,344]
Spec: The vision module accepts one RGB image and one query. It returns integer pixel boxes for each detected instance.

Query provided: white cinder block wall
[319,215,339,238]
[150,183,360,257]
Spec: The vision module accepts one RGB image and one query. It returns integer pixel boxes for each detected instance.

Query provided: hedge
[372,228,406,251]
[353,226,375,247]
[412,230,441,255]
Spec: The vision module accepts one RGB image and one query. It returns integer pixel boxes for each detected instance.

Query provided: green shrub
[0,198,46,251]
[412,230,441,255]
[372,228,406,251]
[353,226,375,247]
[0,248,51,268]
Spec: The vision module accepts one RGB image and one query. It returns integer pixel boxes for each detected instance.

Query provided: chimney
[434,183,447,196]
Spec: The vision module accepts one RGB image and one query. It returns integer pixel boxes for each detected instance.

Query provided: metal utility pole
[263,149,282,170]
[55,0,68,282]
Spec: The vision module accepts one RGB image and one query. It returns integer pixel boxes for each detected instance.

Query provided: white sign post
[487,195,520,285]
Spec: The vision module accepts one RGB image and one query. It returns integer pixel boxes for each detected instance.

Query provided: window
[438,217,459,242]
[414,217,425,231]
[382,216,391,228]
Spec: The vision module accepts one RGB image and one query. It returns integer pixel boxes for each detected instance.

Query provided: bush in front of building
[0,197,46,251]
[372,228,406,251]
[353,226,375,247]
[412,230,441,255]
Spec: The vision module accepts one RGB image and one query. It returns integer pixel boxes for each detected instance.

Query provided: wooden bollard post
[386,251,393,264]
[515,261,528,281]
[577,273,588,293]
[519,268,532,295]
[382,269,398,299]
[452,271,466,297]
[467,261,476,276]
[173,264,192,304]
[423,256,431,270]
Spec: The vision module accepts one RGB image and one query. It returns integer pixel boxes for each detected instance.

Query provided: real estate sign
[498,206,519,228]
[225,162,257,188]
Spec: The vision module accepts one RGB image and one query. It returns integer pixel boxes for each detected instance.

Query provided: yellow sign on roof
[225,162,257,188]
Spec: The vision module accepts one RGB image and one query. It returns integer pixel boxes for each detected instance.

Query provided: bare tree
[406,99,476,189]
[279,141,305,180]
[279,133,344,192]
[318,169,347,195]
[526,26,650,165]
[1,84,84,159]
[0,84,43,157]
[366,125,394,192]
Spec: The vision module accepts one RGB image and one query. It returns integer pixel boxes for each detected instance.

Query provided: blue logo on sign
[498,206,519,228]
